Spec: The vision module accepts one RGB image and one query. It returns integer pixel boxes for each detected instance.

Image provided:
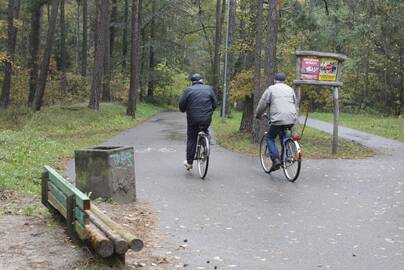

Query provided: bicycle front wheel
[197,135,210,179]
[282,138,301,182]
[259,134,271,173]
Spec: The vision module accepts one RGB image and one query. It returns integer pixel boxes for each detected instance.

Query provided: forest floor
[0,189,176,270]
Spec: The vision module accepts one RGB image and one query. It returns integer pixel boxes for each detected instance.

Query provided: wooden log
[90,204,144,251]
[294,79,343,87]
[295,50,347,62]
[75,221,88,240]
[87,210,129,255]
[332,87,339,155]
[85,222,114,258]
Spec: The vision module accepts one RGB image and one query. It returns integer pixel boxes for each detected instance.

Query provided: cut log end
[86,223,114,258]
[129,239,144,252]
[96,239,114,258]
[115,239,129,255]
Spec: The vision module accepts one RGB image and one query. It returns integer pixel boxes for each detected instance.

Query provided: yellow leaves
[154,63,188,100]
[229,70,254,103]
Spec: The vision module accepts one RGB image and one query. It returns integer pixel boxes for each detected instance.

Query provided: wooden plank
[48,192,67,218]
[75,207,89,227]
[332,87,339,155]
[48,181,67,207]
[44,165,90,210]
[66,195,75,236]
[294,80,343,87]
[75,221,88,240]
[296,50,347,62]
[41,171,52,209]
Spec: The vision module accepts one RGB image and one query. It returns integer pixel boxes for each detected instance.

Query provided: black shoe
[270,159,281,172]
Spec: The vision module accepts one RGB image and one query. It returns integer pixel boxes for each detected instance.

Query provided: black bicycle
[259,114,302,182]
[194,129,210,179]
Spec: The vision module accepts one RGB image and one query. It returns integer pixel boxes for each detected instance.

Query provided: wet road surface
[68,112,404,269]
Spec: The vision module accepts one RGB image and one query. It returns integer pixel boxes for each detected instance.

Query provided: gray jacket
[255,83,297,126]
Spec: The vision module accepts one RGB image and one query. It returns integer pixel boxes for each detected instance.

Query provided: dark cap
[274,72,286,82]
[190,73,203,82]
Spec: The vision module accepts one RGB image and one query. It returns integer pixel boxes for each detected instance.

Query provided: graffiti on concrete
[110,151,134,167]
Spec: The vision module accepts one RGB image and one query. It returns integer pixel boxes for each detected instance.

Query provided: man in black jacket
[179,74,217,170]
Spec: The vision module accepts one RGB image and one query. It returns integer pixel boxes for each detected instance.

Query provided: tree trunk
[240,96,254,132]
[75,0,80,73]
[212,0,222,96]
[28,3,42,106]
[225,0,236,116]
[122,0,129,70]
[147,0,156,97]
[264,0,278,87]
[81,0,88,77]
[89,0,108,110]
[57,0,66,71]
[0,0,20,111]
[102,0,112,102]
[127,0,141,116]
[110,0,117,59]
[252,0,264,141]
[31,0,60,111]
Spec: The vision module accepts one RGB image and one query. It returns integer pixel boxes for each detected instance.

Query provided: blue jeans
[266,125,290,162]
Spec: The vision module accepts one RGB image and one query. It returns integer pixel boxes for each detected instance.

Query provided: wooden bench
[41,165,143,261]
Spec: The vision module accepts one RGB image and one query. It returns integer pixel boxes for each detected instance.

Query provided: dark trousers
[266,124,292,162]
[186,124,209,164]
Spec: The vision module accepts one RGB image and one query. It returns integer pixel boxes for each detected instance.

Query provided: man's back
[179,84,217,125]
[256,83,297,125]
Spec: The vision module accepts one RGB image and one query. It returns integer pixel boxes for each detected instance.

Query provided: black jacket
[179,83,217,125]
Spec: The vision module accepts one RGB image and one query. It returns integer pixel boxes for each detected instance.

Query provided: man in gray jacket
[255,72,297,171]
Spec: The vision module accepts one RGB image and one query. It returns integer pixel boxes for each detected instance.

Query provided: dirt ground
[0,190,175,270]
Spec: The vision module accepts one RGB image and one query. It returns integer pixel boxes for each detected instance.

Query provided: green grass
[212,111,374,159]
[0,103,161,194]
[309,112,404,142]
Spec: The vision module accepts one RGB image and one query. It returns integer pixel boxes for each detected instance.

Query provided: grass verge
[0,103,161,194]
[309,112,404,142]
[212,111,374,159]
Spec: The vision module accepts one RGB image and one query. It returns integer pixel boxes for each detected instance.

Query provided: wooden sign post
[294,51,347,155]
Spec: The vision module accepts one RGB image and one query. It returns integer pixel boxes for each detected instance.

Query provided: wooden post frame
[294,50,347,155]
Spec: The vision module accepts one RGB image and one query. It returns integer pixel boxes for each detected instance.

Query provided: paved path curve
[299,116,404,153]
[68,112,404,270]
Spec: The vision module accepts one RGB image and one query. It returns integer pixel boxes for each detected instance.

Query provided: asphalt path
[67,112,404,270]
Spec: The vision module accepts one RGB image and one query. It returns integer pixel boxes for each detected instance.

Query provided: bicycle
[194,128,210,179]
[259,114,302,182]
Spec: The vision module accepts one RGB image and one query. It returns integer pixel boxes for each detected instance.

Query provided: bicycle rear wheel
[259,134,271,173]
[197,135,210,179]
[282,138,301,182]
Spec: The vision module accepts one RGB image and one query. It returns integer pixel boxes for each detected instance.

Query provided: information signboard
[300,57,320,80]
[319,58,338,81]
[294,51,347,155]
